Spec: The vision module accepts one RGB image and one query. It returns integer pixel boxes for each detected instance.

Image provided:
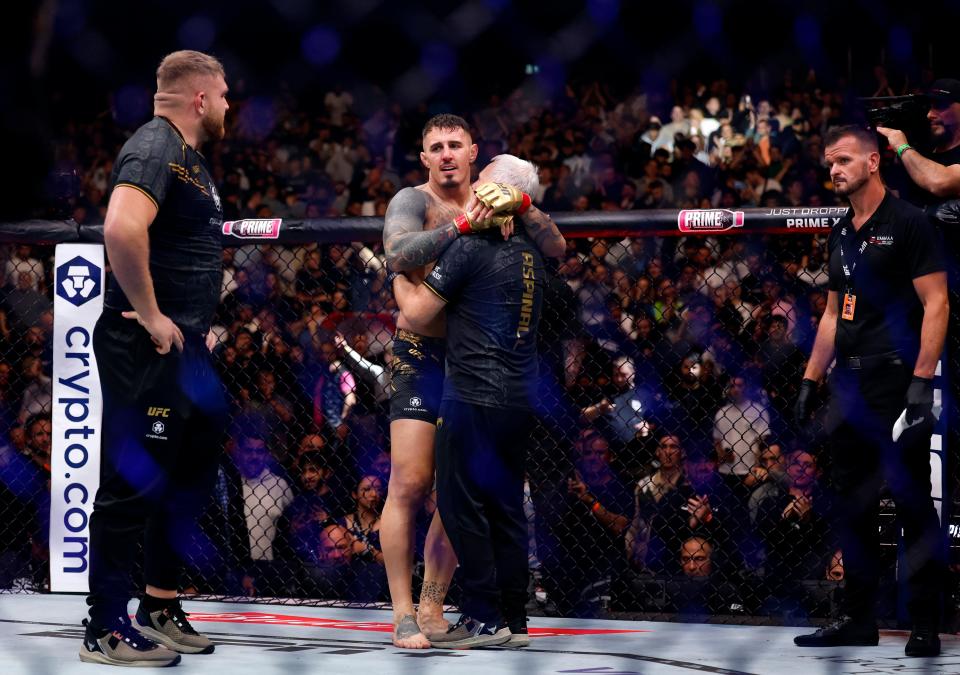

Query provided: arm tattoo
[420,581,448,604]
[383,187,460,271]
[522,205,566,258]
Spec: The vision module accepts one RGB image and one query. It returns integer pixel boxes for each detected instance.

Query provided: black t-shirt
[828,192,945,359]
[903,144,960,208]
[563,471,633,572]
[902,144,960,292]
[106,116,223,333]
[423,231,544,410]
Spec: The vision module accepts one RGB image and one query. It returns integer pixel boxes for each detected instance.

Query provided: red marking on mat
[184,612,649,637]
[525,627,649,637]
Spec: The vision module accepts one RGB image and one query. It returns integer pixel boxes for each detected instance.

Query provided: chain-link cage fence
[0,244,54,592]
[1,229,957,626]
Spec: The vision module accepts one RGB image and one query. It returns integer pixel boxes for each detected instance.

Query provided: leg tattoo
[420,581,448,606]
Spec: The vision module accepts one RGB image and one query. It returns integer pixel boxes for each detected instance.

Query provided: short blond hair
[156,50,224,92]
[485,154,540,195]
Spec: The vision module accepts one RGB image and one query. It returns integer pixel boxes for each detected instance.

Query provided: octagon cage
[0,206,956,629]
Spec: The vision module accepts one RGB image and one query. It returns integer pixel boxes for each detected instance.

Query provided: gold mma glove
[474,182,532,215]
[454,212,515,234]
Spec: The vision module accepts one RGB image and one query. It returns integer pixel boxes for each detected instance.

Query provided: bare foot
[417,611,450,639]
[393,614,431,649]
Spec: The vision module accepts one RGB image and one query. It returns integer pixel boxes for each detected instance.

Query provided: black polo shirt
[423,231,544,411]
[105,116,223,334]
[828,191,945,359]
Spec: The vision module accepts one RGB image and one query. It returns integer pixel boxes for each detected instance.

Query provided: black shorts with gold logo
[389,328,445,423]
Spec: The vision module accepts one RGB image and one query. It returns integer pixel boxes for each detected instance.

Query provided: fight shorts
[388,328,445,423]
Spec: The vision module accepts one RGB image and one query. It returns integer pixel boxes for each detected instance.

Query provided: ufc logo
[147,407,171,417]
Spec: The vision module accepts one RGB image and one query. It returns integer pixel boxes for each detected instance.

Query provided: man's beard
[201,111,225,142]
[833,173,868,196]
[930,123,947,147]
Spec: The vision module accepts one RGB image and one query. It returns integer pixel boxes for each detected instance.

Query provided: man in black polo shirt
[793,125,948,656]
[393,220,544,649]
[80,51,230,667]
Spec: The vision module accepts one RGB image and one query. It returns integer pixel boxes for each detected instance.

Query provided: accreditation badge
[841,292,856,321]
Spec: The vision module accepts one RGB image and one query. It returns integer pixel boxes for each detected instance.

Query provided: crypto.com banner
[50,244,104,592]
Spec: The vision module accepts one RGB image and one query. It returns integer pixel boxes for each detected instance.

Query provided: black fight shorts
[388,328,445,424]
[93,309,228,459]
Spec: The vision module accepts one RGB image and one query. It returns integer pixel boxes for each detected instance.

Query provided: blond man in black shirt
[81,50,230,667]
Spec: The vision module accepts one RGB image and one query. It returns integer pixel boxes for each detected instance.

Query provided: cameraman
[876,79,960,208]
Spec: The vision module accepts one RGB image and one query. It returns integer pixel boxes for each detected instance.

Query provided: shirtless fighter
[381,113,564,648]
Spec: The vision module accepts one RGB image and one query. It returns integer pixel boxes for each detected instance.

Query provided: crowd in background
[0,68,932,619]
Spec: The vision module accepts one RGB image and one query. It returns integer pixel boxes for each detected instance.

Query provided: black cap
[927,78,960,103]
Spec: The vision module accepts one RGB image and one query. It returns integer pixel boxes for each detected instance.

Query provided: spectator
[297,518,387,603]
[280,447,350,587]
[681,535,714,579]
[755,315,806,415]
[295,250,331,307]
[3,272,50,335]
[826,549,844,582]
[663,535,744,616]
[556,428,633,615]
[242,369,295,456]
[342,474,385,565]
[4,245,43,292]
[220,328,259,399]
[630,436,737,575]
[228,424,294,596]
[755,449,831,613]
[324,85,353,127]
[23,322,52,375]
[284,453,334,544]
[744,436,789,524]
[300,522,357,597]
[651,278,682,329]
[335,331,389,404]
[627,432,685,570]
[604,357,660,463]
[563,137,592,190]
[653,106,690,154]
[312,340,357,442]
[0,438,43,588]
[22,414,51,475]
[0,413,48,588]
[713,374,770,489]
[21,414,50,584]
[291,442,353,518]
[0,361,14,431]
[340,475,388,602]
[333,331,388,466]
[658,351,723,448]
[796,238,830,289]
[17,356,51,424]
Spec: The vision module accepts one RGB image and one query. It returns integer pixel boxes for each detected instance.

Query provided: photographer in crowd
[875,79,960,209]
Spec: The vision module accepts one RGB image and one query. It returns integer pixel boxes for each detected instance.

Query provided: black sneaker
[429,614,511,649]
[79,616,181,667]
[136,600,215,654]
[794,617,879,647]
[504,615,529,648]
[905,628,940,657]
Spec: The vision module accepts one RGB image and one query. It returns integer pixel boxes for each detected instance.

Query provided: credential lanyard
[838,224,871,291]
